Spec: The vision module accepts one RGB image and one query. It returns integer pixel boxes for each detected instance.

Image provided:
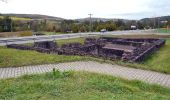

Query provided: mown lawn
[0,46,90,67]
[22,37,87,47]
[56,37,86,47]
[0,37,96,67]
[158,29,170,33]
[0,71,170,100]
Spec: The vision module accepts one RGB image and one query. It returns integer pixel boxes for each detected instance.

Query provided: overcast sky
[0,0,170,19]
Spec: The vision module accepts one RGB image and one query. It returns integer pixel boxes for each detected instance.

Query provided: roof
[102,44,136,52]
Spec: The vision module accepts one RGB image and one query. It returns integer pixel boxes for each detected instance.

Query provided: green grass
[103,34,170,38]
[22,37,87,47]
[56,36,100,47]
[141,38,170,72]
[43,32,63,35]
[56,37,86,47]
[0,71,170,100]
[0,37,97,67]
[158,29,170,33]
[0,46,90,67]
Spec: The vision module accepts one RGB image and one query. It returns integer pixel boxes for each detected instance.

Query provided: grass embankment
[0,71,170,100]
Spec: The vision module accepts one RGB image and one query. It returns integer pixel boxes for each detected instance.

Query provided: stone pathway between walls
[0,61,170,88]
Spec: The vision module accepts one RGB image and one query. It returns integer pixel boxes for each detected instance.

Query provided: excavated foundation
[7,37,166,62]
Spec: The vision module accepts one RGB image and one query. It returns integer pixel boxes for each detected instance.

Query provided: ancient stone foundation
[7,37,166,63]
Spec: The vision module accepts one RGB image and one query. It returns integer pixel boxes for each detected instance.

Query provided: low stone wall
[131,39,166,62]
[7,38,166,63]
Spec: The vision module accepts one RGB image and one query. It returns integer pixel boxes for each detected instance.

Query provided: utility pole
[154,17,156,29]
[88,14,93,32]
[10,21,12,32]
[158,18,160,29]
[136,20,138,29]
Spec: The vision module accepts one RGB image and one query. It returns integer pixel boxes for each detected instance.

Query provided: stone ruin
[7,37,166,63]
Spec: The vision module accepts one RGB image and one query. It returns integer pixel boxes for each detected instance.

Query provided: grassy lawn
[158,29,170,34]
[43,32,63,35]
[56,36,100,47]
[56,37,86,47]
[22,37,87,47]
[104,34,170,38]
[0,37,96,67]
[141,38,170,72]
[0,71,170,100]
[0,46,90,67]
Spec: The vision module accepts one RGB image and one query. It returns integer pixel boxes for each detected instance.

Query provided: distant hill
[1,13,170,22]
[140,15,170,22]
[76,17,133,23]
[76,17,115,22]
[77,16,170,23]
[76,17,121,22]
[1,14,64,21]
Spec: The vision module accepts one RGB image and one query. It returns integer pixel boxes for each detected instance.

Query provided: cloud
[110,12,153,20]
[0,0,170,19]
[146,0,170,15]
[109,0,170,19]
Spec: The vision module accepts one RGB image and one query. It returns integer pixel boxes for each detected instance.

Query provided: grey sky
[0,0,170,19]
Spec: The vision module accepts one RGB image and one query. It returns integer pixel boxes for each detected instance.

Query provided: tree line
[0,16,170,33]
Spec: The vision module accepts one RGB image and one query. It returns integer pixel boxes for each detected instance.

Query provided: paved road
[0,61,170,88]
[0,29,165,46]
